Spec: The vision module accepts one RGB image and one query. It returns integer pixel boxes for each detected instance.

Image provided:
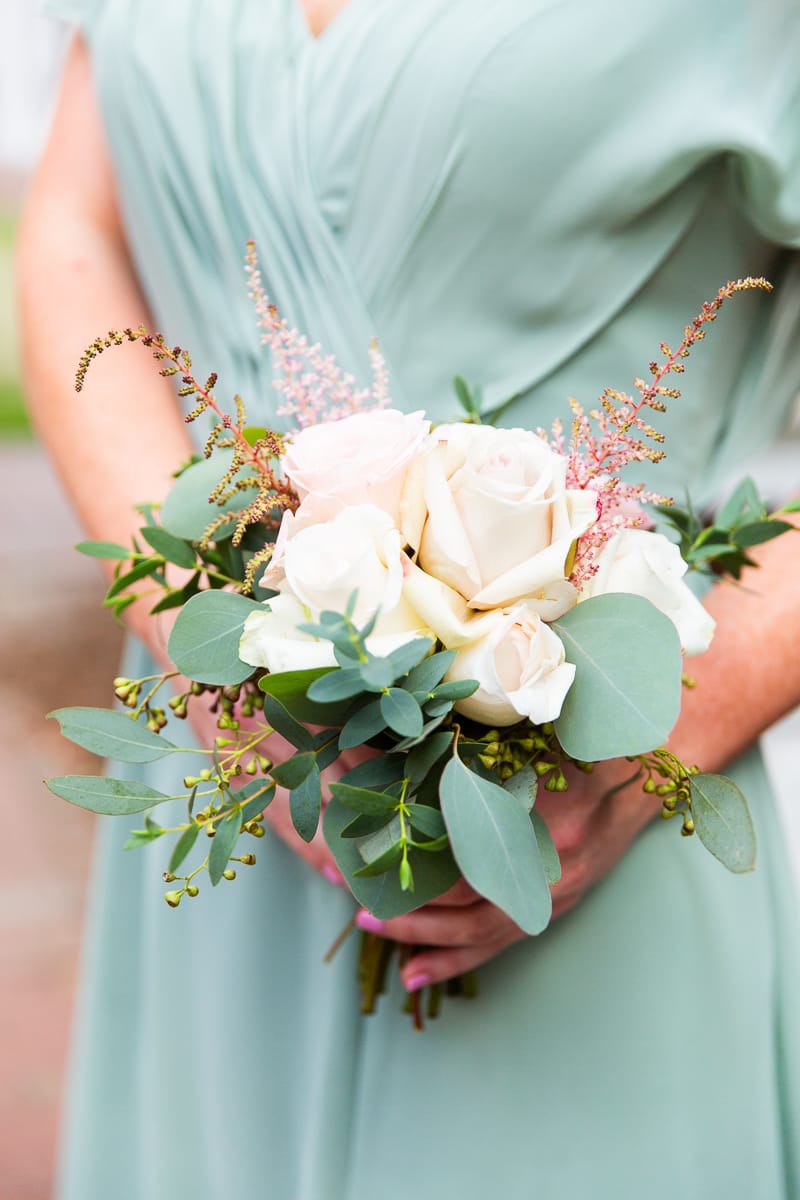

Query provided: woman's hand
[353,758,660,991]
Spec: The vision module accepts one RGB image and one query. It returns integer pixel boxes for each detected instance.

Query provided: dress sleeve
[731,21,800,248]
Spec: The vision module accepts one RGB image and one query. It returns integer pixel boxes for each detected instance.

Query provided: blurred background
[1,5,799,1198]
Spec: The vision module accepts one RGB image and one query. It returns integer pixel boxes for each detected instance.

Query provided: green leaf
[530,811,562,885]
[290,765,322,842]
[307,668,366,703]
[208,808,243,885]
[352,841,404,877]
[385,637,435,680]
[358,658,395,692]
[380,688,423,738]
[48,708,178,763]
[339,755,406,790]
[429,679,480,702]
[46,776,175,816]
[123,826,165,850]
[778,498,800,514]
[105,557,163,600]
[405,803,446,839]
[453,374,480,417]
[340,811,395,838]
[731,519,795,549]
[237,780,276,824]
[261,693,314,751]
[140,525,198,569]
[404,650,456,695]
[270,752,317,790]
[160,450,258,541]
[439,757,552,934]
[405,731,454,784]
[75,540,132,560]
[552,594,682,760]
[339,699,387,750]
[258,667,348,725]
[716,476,764,528]
[150,576,202,614]
[503,764,538,812]
[328,783,397,816]
[169,822,202,873]
[690,773,757,873]
[168,590,262,685]
[323,798,460,917]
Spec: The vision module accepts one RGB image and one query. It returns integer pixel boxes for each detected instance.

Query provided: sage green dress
[45,1,800,1196]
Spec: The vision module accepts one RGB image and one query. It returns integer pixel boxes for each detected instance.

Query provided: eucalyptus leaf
[270,752,317,790]
[106,557,163,600]
[530,811,562,885]
[352,841,404,877]
[47,775,175,816]
[405,803,446,839]
[503,764,538,812]
[169,821,201,873]
[160,450,258,541]
[237,782,276,825]
[340,811,395,838]
[439,756,552,934]
[359,658,395,692]
[404,650,456,696]
[380,689,423,738]
[552,594,682,760]
[716,476,764,528]
[339,755,406,790]
[48,708,178,763]
[75,540,131,561]
[385,637,435,679]
[307,668,365,703]
[731,519,795,549]
[328,783,397,816]
[405,732,454,783]
[208,808,243,885]
[290,765,322,842]
[690,773,757,873]
[261,692,314,751]
[140,525,198,569]
[168,590,262,685]
[259,667,347,725]
[323,799,460,917]
[339,699,387,750]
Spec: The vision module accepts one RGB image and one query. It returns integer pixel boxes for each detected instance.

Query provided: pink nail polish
[322,865,345,888]
[355,910,385,935]
[404,972,432,993]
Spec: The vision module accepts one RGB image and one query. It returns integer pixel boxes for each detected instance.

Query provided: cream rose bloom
[444,604,576,726]
[401,423,597,613]
[240,505,430,673]
[281,408,430,526]
[583,528,715,655]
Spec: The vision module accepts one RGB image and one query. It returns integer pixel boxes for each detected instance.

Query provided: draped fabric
[43,2,800,1196]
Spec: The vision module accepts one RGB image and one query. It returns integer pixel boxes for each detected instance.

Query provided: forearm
[667,514,800,775]
[17,39,193,656]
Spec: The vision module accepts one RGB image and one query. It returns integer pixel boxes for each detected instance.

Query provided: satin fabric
[44,2,800,1195]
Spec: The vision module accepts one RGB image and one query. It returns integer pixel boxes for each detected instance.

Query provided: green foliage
[140,525,198,569]
[690,774,757,873]
[168,590,262,684]
[439,756,552,934]
[160,450,257,541]
[47,776,176,816]
[530,811,562,886]
[76,540,132,560]
[208,808,243,885]
[552,594,682,760]
[48,707,177,762]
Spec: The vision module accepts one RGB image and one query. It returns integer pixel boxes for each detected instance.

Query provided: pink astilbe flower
[245,242,392,428]
[541,277,773,587]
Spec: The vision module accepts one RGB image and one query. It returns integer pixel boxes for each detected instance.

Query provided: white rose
[584,528,715,655]
[445,604,576,727]
[401,423,597,612]
[281,409,430,526]
[240,505,432,673]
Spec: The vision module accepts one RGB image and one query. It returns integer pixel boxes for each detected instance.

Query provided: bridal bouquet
[47,255,798,1021]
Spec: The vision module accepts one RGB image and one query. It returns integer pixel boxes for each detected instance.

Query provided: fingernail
[404,972,432,993]
[355,910,385,934]
[322,865,345,888]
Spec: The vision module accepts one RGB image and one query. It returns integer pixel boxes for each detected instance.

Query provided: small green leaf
[237,781,276,824]
[352,841,404,877]
[405,732,454,784]
[169,822,202,873]
[140,525,198,569]
[385,637,435,680]
[439,756,552,934]
[404,650,456,695]
[307,668,365,703]
[46,776,175,816]
[429,679,480,702]
[339,699,387,750]
[75,540,132,560]
[731,519,795,549]
[530,811,562,885]
[716,476,764,528]
[340,811,395,838]
[259,667,347,725]
[123,827,165,851]
[160,450,258,541]
[328,783,397,816]
[690,774,757,873]
[168,590,262,685]
[503,764,538,812]
[208,808,243,885]
[339,755,406,790]
[261,693,314,751]
[106,557,163,600]
[270,752,317,790]
[405,803,446,839]
[778,498,800,514]
[380,688,423,738]
[290,765,322,842]
[49,708,178,763]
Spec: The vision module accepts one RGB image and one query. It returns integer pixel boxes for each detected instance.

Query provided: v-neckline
[293,0,361,45]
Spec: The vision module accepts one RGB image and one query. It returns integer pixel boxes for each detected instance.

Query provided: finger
[400,927,526,990]
[355,899,515,948]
